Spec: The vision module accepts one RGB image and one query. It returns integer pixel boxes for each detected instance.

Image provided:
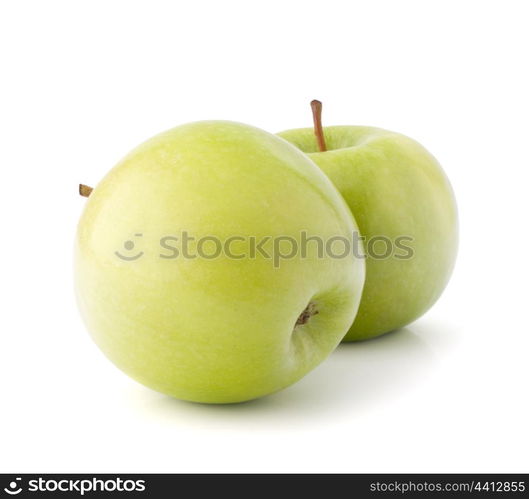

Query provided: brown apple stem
[310,99,327,152]
[79,184,93,197]
[295,301,318,327]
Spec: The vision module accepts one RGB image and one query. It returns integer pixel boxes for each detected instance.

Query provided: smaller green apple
[278,101,458,341]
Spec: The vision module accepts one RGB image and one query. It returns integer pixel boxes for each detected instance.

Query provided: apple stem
[295,302,318,327]
[79,184,93,197]
[310,100,327,152]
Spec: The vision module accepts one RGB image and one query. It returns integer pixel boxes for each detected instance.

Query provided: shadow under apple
[131,320,458,427]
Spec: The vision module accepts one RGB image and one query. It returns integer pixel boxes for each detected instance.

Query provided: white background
[1,0,528,473]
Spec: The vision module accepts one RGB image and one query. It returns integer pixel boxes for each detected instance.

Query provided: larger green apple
[75,121,365,403]
[278,105,457,341]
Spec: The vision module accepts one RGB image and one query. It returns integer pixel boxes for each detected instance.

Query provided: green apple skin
[277,126,458,341]
[75,121,365,403]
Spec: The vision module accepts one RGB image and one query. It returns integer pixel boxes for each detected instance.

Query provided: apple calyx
[79,184,93,197]
[295,301,318,327]
[310,100,327,152]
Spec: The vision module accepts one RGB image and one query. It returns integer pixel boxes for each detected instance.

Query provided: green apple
[277,102,458,341]
[75,121,365,403]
